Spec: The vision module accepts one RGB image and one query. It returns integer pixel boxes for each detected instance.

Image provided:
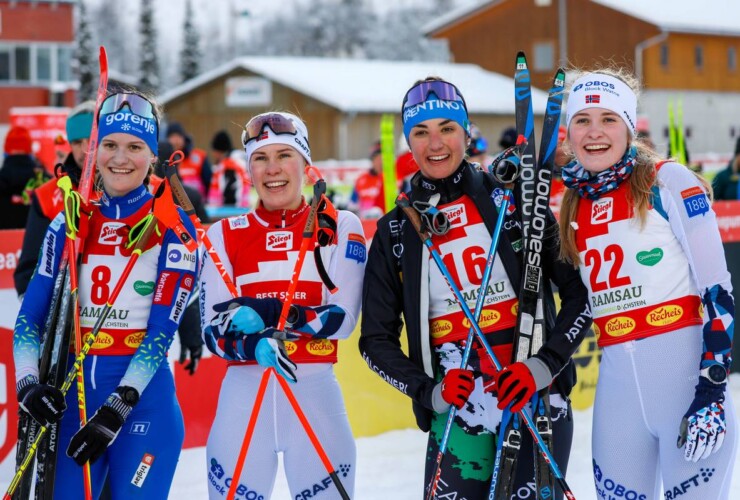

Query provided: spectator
[207,130,250,209]
[351,140,385,218]
[0,126,49,230]
[497,126,517,152]
[711,137,740,200]
[166,122,212,197]
[466,123,492,167]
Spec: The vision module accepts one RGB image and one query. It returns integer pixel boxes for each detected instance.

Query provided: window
[660,43,669,68]
[37,46,51,81]
[730,47,737,71]
[695,45,703,70]
[0,45,11,81]
[533,41,555,71]
[57,46,71,82]
[15,47,30,81]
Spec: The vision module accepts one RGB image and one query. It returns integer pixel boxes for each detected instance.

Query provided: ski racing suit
[200,201,365,500]
[574,161,738,500]
[13,185,198,499]
[360,162,592,499]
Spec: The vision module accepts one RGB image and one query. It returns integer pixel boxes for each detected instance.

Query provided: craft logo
[266,231,293,251]
[442,203,467,228]
[591,198,613,224]
[430,319,453,339]
[646,305,683,327]
[604,316,635,337]
[99,222,125,245]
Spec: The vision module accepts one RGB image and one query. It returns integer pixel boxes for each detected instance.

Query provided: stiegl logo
[266,231,293,251]
[591,198,613,224]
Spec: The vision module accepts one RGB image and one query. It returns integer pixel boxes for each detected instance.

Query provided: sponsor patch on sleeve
[345,233,366,263]
[165,243,197,271]
[681,186,709,218]
[37,231,57,278]
[131,453,154,488]
[228,215,249,230]
[153,271,177,305]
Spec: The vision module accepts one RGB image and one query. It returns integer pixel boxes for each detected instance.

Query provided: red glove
[440,369,475,410]
[486,362,536,413]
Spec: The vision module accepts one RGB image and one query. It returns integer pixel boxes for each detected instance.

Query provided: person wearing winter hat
[200,111,364,499]
[207,129,250,208]
[351,139,385,218]
[712,136,740,200]
[360,76,590,498]
[14,101,95,296]
[0,126,49,230]
[498,126,517,151]
[166,121,212,196]
[466,122,491,166]
[559,67,737,499]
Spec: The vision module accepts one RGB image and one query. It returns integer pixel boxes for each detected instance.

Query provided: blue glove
[255,337,298,383]
[677,376,727,462]
[211,296,283,335]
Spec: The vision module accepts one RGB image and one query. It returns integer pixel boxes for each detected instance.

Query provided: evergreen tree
[74,0,96,102]
[91,2,132,76]
[138,0,161,92]
[179,0,202,83]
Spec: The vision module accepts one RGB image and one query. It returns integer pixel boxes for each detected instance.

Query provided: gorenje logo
[105,112,156,134]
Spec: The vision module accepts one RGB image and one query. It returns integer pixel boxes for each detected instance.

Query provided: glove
[436,369,475,411]
[66,387,137,466]
[677,376,727,462]
[255,337,298,383]
[179,344,203,375]
[212,296,283,335]
[17,375,66,427]
[486,362,536,413]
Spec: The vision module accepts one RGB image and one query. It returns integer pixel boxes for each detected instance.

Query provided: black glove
[178,299,204,375]
[17,375,66,427]
[66,387,138,466]
[179,344,203,375]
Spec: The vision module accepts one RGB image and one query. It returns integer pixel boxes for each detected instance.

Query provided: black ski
[493,53,565,500]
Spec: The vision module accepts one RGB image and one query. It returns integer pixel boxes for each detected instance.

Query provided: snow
[169,375,740,498]
[159,57,551,114]
[424,0,740,37]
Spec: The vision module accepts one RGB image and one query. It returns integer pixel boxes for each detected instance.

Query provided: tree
[138,0,161,92]
[74,0,96,102]
[179,0,202,83]
[91,2,132,76]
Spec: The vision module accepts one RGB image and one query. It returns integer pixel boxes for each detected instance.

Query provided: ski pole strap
[125,213,157,251]
[396,192,434,246]
[58,176,82,240]
[412,193,450,236]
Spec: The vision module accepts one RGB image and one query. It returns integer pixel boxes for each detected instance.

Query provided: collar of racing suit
[254,198,309,228]
[410,161,469,205]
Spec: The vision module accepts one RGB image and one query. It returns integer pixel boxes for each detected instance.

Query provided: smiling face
[249,143,305,211]
[408,118,468,180]
[567,108,630,174]
[97,133,154,197]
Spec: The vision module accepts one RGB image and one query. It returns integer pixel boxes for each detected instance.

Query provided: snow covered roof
[159,56,550,115]
[424,0,740,37]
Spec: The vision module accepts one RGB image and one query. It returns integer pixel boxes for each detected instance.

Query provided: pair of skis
[491,53,567,500]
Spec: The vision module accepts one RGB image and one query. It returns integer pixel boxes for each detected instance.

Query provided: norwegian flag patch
[586,95,600,104]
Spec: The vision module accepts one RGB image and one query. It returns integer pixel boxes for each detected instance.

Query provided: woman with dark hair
[360,77,591,498]
[13,90,197,498]
[559,68,737,499]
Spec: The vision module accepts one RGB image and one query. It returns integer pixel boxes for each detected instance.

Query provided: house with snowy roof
[425,0,740,157]
[159,56,550,162]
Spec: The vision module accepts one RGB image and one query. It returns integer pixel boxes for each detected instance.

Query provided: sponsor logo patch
[91,332,115,350]
[169,287,190,324]
[266,231,293,251]
[681,186,709,218]
[636,248,663,266]
[430,319,453,339]
[124,332,145,348]
[134,280,155,296]
[129,421,150,435]
[442,203,467,228]
[165,244,197,271]
[131,453,154,487]
[646,305,683,326]
[306,339,335,356]
[98,222,125,245]
[345,233,366,263]
[228,215,249,230]
[604,316,636,337]
[153,271,177,305]
[39,232,56,278]
[591,198,613,224]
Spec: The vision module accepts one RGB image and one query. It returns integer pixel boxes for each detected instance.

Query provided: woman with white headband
[199,112,364,498]
[559,68,738,499]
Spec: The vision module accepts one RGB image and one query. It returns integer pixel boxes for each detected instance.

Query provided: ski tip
[516,52,528,70]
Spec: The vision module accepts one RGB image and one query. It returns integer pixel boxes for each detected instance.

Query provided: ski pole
[396,193,576,500]
[4,214,158,500]
[426,153,522,500]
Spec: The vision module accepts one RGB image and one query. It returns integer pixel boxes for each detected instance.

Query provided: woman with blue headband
[360,77,591,498]
[559,67,738,499]
[13,90,197,498]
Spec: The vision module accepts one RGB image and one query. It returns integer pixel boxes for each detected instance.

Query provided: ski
[493,53,566,500]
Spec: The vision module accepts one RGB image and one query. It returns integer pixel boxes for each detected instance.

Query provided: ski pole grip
[395,193,428,243]
[164,157,196,217]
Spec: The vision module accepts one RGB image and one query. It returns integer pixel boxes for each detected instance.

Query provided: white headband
[566,73,637,136]
[244,112,312,166]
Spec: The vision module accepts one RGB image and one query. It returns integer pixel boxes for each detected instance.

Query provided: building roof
[425,0,740,37]
[159,56,550,115]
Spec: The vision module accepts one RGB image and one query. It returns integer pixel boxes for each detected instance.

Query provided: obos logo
[605,316,635,337]
[124,332,145,348]
[430,319,453,339]
[646,305,683,326]
[442,203,467,228]
[99,222,125,245]
[306,339,335,356]
[266,231,293,251]
[92,332,115,349]
[284,341,298,355]
[591,198,613,224]
[463,309,500,329]
[572,81,615,93]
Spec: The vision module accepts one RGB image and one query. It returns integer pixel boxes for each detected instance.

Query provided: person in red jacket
[166,122,212,197]
[207,130,250,209]
[351,140,385,218]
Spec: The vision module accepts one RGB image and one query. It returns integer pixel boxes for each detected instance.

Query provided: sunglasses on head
[241,113,298,146]
[402,80,467,111]
[99,93,157,120]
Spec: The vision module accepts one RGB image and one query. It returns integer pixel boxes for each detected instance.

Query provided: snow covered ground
[169,375,740,499]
